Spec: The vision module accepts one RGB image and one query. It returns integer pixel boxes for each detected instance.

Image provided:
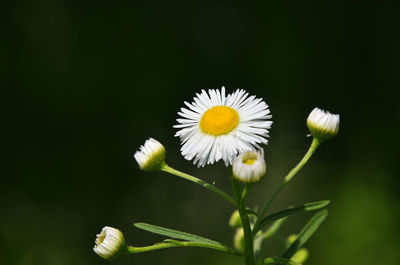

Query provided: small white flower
[134,138,166,171]
[307,108,340,140]
[232,150,266,183]
[174,87,272,167]
[93,226,126,259]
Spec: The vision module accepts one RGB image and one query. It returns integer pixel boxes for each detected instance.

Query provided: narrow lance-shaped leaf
[254,217,287,260]
[253,200,329,235]
[134,222,222,245]
[282,210,328,259]
[164,239,242,256]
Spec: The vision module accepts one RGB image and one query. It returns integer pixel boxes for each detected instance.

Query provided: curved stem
[161,163,236,206]
[126,243,177,253]
[126,241,242,256]
[255,137,320,228]
[283,137,320,183]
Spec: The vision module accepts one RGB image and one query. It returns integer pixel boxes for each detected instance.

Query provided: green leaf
[164,239,242,256]
[263,217,287,239]
[253,200,330,235]
[282,210,328,259]
[261,257,302,265]
[254,218,288,260]
[134,222,221,245]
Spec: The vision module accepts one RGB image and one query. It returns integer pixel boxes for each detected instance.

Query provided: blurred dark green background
[2,0,400,264]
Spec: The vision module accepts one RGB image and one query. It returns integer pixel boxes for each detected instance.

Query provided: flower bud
[286,234,309,264]
[287,234,298,244]
[93,226,126,259]
[233,228,244,251]
[232,150,266,183]
[307,107,340,140]
[229,210,242,228]
[291,248,309,264]
[134,138,166,171]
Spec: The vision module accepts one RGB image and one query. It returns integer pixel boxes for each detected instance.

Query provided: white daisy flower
[93,226,126,259]
[174,87,272,167]
[134,138,166,171]
[232,150,266,183]
[307,107,340,140]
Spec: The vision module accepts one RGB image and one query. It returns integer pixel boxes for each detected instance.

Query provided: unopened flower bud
[232,150,266,183]
[134,138,166,171]
[93,226,126,259]
[287,234,298,245]
[229,210,242,228]
[291,248,309,264]
[307,107,340,140]
[233,228,244,251]
[286,234,309,264]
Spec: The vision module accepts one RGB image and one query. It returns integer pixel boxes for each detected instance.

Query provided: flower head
[174,87,272,167]
[307,107,340,140]
[232,150,266,183]
[93,226,126,259]
[134,138,166,171]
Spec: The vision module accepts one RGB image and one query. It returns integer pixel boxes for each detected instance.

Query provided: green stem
[255,137,320,228]
[161,163,236,206]
[126,243,177,253]
[283,137,320,183]
[230,175,254,265]
[126,240,242,256]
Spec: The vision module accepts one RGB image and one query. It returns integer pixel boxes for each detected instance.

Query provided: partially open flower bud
[307,107,340,140]
[232,150,266,183]
[134,138,166,171]
[93,226,126,259]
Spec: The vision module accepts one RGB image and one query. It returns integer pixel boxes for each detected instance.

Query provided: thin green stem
[161,163,236,206]
[283,137,320,183]
[126,243,177,253]
[126,240,243,256]
[230,175,254,265]
[255,137,320,230]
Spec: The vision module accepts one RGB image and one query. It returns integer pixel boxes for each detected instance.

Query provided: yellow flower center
[243,157,256,165]
[242,153,259,165]
[200,106,239,135]
[97,232,106,245]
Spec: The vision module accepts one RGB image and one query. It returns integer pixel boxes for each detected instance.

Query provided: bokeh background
[2,0,400,264]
